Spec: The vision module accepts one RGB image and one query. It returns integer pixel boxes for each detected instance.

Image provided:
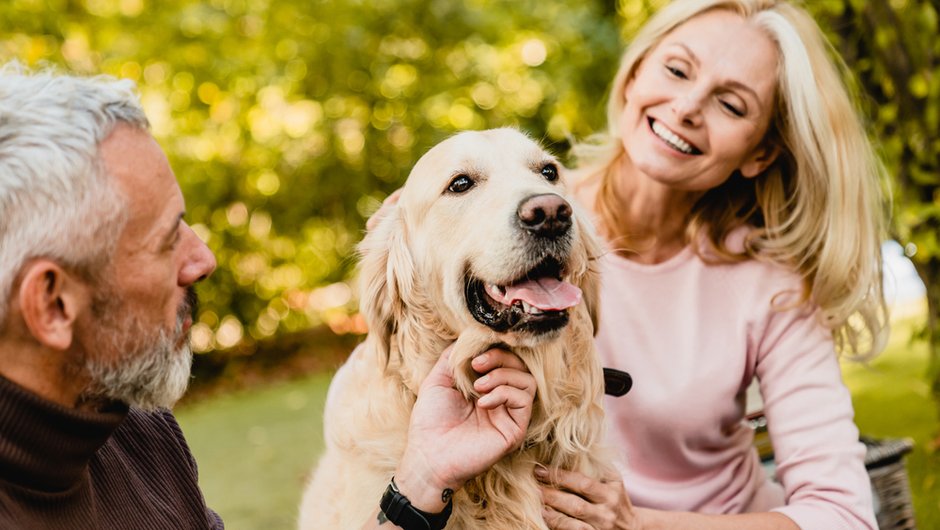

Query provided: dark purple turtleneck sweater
[0,373,223,529]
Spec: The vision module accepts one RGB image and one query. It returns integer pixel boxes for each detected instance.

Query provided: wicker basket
[864,437,917,530]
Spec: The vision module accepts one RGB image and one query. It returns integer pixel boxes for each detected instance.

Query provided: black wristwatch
[379,476,453,530]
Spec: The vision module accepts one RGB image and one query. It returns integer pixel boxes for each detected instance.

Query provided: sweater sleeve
[753,300,876,530]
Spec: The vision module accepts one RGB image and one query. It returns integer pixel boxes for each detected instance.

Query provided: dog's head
[359,128,600,368]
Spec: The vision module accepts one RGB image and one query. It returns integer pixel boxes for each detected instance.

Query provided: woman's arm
[751,297,876,530]
[538,468,799,530]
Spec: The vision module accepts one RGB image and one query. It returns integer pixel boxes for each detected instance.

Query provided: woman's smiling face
[619,8,780,191]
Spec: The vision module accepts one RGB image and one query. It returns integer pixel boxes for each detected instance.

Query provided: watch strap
[379,477,453,530]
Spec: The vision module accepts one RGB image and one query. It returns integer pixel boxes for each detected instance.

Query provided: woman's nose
[671,89,705,127]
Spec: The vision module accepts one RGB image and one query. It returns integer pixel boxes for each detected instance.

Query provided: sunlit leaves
[1,0,622,350]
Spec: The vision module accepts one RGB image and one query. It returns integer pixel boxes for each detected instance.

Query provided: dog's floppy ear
[357,203,415,364]
[573,210,603,335]
[582,254,601,335]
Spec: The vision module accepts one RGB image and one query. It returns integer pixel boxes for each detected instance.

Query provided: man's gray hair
[0,63,149,325]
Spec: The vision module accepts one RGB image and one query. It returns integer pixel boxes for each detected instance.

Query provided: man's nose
[179,224,217,286]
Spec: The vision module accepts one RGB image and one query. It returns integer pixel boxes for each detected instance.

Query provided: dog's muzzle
[464,193,580,335]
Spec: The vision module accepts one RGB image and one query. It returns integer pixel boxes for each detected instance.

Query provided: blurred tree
[0,0,626,351]
[809,0,940,443]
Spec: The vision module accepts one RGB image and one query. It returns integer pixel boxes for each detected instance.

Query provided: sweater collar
[0,372,129,492]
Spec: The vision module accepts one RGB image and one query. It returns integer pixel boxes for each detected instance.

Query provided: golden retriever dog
[298,128,612,529]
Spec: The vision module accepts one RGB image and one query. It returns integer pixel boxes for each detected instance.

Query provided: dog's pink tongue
[505,278,582,310]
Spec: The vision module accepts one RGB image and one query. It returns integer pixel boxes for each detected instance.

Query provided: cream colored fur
[299,128,613,529]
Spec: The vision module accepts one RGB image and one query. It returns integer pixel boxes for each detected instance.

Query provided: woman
[538,1,888,529]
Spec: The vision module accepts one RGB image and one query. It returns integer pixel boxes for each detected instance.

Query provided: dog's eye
[447,174,475,193]
[541,163,559,182]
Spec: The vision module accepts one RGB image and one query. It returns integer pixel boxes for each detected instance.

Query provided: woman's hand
[538,467,637,530]
[394,345,537,513]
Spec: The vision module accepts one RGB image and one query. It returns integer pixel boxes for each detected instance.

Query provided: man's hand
[394,345,536,513]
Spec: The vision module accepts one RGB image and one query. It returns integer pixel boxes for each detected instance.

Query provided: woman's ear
[740,141,781,178]
[16,260,89,351]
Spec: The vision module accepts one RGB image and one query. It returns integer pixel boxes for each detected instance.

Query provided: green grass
[842,310,940,529]
[178,310,939,530]
[176,372,334,530]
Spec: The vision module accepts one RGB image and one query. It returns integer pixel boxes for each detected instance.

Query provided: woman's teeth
[651,120,695,154]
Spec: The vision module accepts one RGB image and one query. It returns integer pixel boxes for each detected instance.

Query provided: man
[0,65,221,528]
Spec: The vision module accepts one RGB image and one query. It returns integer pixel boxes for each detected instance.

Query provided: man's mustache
[179,286,199,323]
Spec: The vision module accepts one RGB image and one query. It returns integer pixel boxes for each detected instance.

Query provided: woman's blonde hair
[572,0,889,359]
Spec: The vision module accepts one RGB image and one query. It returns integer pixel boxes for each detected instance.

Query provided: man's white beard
[81,293,194,411]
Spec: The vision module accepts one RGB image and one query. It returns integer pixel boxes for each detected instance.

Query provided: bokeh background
[2,0,938,528]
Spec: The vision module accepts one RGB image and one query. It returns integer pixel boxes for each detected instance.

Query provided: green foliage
[0,0,625,350]
[808,0,940,418]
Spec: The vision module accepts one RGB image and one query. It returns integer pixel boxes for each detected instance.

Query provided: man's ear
[16,260,90,351]
[740,141,781,178]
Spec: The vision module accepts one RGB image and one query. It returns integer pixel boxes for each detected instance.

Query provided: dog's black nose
[517,193,572,237]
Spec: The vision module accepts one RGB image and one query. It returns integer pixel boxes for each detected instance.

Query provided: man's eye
[447,175,474,193]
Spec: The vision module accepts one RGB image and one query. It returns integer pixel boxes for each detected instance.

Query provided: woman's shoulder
[692,227,808,306]
[708,227,802,279]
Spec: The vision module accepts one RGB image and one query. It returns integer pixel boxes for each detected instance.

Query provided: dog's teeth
[520,301,543,315]
[485,283,505,302]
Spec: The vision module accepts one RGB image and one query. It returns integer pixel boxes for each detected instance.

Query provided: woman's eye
[666,65,687,79]
[720,100,744,117]
[541,163,559,182]
[447,174,474,193]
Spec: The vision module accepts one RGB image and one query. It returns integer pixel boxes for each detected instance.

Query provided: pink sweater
[596,242,877,529]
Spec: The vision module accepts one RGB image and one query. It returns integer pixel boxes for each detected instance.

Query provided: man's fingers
[477,385,533,411]
[471,348,527,373]
[473,367,536,397]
